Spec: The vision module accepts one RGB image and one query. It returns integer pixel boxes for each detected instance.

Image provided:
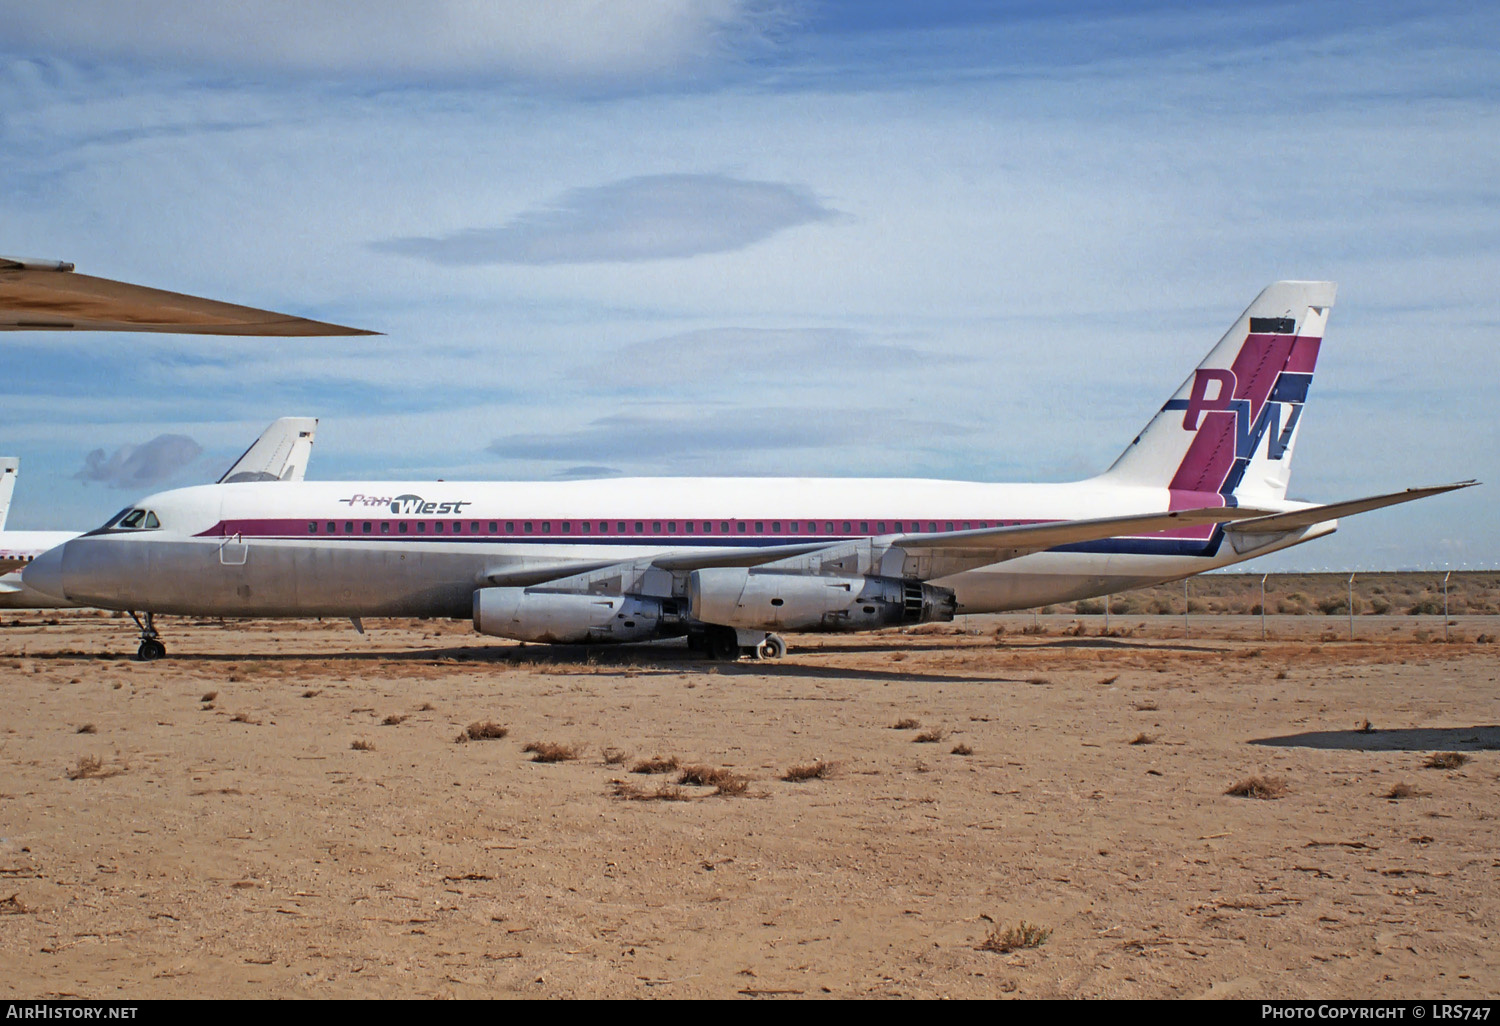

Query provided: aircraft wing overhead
[218,417,319,483]
[0,257,376,336]
[1223,481,1478,534]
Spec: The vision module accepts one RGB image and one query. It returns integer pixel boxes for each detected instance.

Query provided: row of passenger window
[305,519,994,536]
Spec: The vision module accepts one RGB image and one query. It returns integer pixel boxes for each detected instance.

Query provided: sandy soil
[0,611,1496,999]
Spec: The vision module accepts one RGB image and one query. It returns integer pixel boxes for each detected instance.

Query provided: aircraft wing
[218,418,319,483]
[486,505,1270,596]
[0,458,16,531]
[1223,481,1477,534]
[0,256,376,336]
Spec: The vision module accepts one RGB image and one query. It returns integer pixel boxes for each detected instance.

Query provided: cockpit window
[112,508,161,531]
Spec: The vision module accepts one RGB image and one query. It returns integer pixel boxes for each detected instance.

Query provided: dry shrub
[677,765,749,795]
[892,718,921,730]
[1225,776,1288,799]
[1274,668,1289,680]
[201,691,218,702]
[978,921,1051,953]
[524,741,581,763]
[230,713,262,725]
[1424,752,1469,770]
[1358,719,1375,734]
[951,743,974,756]
[1026,676,1051,686]
[464,721,508,741]
[602,747,629,766]
[351,738,375,751]
[1133,700,1159,712]
[1129,733,1156,745]
[783,760,833,782]
[301,689,321,699]
[417,702,436,711]
[381,714,407,726]
[914,728,946,743]
[1385,782,1423,800]
[630,755,680,775]
[75,723,97,735]
[1098,674,1120,686]
[66,754,125,780]
[613,780,690,802]
[0,893,30,915]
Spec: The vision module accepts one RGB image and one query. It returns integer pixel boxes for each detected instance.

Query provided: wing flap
[1224,481,1477,534]
[0,259,376,336]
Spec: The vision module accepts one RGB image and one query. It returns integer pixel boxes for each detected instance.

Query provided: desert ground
[0,592,1496,999]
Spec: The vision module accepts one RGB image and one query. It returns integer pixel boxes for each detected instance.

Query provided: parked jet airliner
[23,282,1473,660]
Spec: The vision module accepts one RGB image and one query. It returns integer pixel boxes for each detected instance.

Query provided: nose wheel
[130,611,167,661]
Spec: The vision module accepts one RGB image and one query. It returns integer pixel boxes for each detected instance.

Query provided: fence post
[1443,569,1451,642]
[1183,579,1189,638]
[1347,571,1356,640]
[1261,572,1269,641]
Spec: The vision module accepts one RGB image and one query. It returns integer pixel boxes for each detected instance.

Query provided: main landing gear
[130,611,166,661]
[695,625,787,661]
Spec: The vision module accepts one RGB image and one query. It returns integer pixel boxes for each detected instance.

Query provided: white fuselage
[25,476,1329,621]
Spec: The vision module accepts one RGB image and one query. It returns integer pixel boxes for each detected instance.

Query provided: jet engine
[687,568,955,632]
[473,587,672,644]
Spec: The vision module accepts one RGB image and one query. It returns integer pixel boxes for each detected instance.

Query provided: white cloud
[0,0,795,83]
[374,174,838,265]
[73,433,204,489]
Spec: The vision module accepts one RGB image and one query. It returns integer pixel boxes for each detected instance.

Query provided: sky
[1,0,1495,571]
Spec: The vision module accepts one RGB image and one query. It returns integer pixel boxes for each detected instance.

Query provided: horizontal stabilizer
[0,257,376,336]
[1224,481,1477,534]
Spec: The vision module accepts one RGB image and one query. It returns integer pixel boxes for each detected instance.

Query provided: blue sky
[1,0,1495,570]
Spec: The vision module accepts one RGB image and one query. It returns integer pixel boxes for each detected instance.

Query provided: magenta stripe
[1285,336,1321,373]
[1232,333,1297,421]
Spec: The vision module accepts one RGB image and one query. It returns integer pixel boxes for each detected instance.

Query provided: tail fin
[1102,281,1336,507]
[0,458,15,530]
[218,417,319,483]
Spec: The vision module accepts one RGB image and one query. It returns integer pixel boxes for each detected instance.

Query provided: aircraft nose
[22,542,68,603]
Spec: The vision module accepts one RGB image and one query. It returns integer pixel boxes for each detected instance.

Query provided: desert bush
[783,760,834,782]
[1424,752,1469,770]
[523,741,581,763]
[630,755,680,775]
[1225,776,1288,799]
[978,921,1051,953]
[463,721,508,741]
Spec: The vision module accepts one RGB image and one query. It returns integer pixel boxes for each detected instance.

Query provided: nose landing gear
[130,611,166,661]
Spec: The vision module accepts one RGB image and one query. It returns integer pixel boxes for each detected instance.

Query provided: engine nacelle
[473,587,670,644]
[687,568,956,632]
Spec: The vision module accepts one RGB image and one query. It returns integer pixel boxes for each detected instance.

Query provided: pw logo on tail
[1178,369,1302,462]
